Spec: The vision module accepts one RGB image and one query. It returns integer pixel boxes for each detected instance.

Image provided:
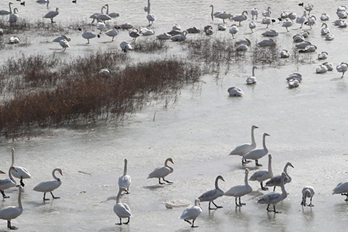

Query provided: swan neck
[8,167,15,183]
[215,177,221,190]
[17,187,22,209]
[262,134,268,150]
[116,189,122,203]
[52,168,60,180]
[244,171,249,186]
[9,2,12,14]
[280,175,287,196]
[251,126,256,145]
[123,159,128,175]
[11,149,15,167]
[268,157,272,174]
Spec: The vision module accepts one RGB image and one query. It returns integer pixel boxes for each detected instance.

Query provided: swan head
[0,170,5,174]
[216,175,225,182]
[264,133,270,137]
[287,162,294,168]
[166,158,174,164]
[252,125,259,129]
[268,154,272,159]
[245,168,249,174]
[56,168,63,176]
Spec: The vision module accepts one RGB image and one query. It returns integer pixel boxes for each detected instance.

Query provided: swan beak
[0,170,5,174]
[59,170,63,176]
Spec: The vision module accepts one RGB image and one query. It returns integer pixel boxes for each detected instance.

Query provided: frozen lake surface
[1,0,348,231]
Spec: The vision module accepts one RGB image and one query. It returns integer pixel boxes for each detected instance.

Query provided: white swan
[90,5,106,24]
[262,29,278,37]
[246,66,257,85]
[43,7,59,23]
[215,12,232,23]
[180,198,202,228]
[320,13,329,21]
[140,27,155,36]
[8,7,18,24]
[292,33,305,43]
[258,38,276,47]
[318,51,328,60]
[0,185,23,230]
[304,15,316,28]
[295,40,312,49]
[209,5,223,21]
[265,162,294,191]
[282,19,292,32]
[204,25,214,35]
[171,31,187,42]
[325,33,334,41]
[129,28,140,40]
[186,27,200,34]
[322,62,333,71]
[262,7,271,17]
[229,24,238,39]
[104,4,119,18]
[59,39,69,52]
[0,167,16,199]
[321,23,330,35]
[251,8,259,20]
[336,62,348,78]
[231,11,248,26]
[118,159,131,194]
[316,64,328,74]
[9,36,20,44]
[198,175,224,210]
[296,11,307,29]
[0,2,12,16]
[236,44,249,52]
[258,172,287,213]
[249,154,273,191]
[299,44,317,53]
[280,49,290,58]
[120,41,133,53]
[301,186,315,207]
[224,168,253,206]
[82,30,97,44]
[261,17,275,28]
[147,158,174,184]
[249,21,256,33]
[218,23,227,31]
[156,32,172,40]
[229,125,258,156]
[242,133,270,166]
[146,14,155,26]
[288,12,297,21]
[299,2,314,15]
[33,168,62,201]
[10,148,31,187]
[227,87,244,96]
[105,27,119,41]
[113,189,132,225]
[332,181,348,201]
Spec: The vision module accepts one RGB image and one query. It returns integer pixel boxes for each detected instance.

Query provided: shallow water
[0,0,348,231]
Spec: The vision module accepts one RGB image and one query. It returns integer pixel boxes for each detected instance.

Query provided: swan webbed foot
[212,201,223,209]
[50,192,60,199]
[20,178,25,187]
[7,221,18,230]
[123,218,130,224]
[1,190,9,199]
[308,204,314,207]
[261,187,268,191]
[163,178,173,184]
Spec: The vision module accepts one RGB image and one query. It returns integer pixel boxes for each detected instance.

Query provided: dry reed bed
[0,51,201,138]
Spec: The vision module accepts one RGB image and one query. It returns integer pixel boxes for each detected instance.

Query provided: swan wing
[0,206,23,220]
[33,180,61,192]
[118,175,131,189]
[148,167,171,178]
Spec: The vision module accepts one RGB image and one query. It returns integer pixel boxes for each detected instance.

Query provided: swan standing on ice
[301,186,315,207]
[251,8,259,20]
[0,2,13,16]
[33,168,62,201]
[114,188,132,225]
[224,168,253,206]
[229,125,258,156]
[10,148,31,187]
[81,29,97,44]
[332,181,348,201]
[0,185,23,230]
[53,35,71,42]
[0,167,17,199]
[180,199,202,228]
[282,18,292,32]
[147,158,174,184]
[265,162,294,191]
[249,21,256,33]
[198,175,224,210]
[231,11,248,26]
[210,5,223,21]
[118,159,131,194]
[336,62,348,78]
[229,24,238,39]
[246,66,257,84]
[59,39,69,52]
[249,154,273,191]
[257,172,288,213]
[145,0,155,26]
[104,4,119,18]
[262,7,271,17]
[43,7,59,23]
[242,133,270,166]
[105,27,119,41]
[9,8,19,24]
[296,11,307,29]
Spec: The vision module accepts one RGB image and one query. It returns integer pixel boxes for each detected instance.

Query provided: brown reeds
[0,51,201,138]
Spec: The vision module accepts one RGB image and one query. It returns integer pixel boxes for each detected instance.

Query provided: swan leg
[266,204,272,212]
[308,197,314,207]
[212,201,223,209]
[50,191,60,199]
[235,197,239,206]
[301,197,306,206]
[273,205,281,213]
[184,219,191,225]
[191,219,198,228]
[1,190,10,199]
[116,217,122,225]
[123,217,130,224]
[163,178,173,184]
[273,186,276,191]
[20,177,25,187]
[261,182,268,191]
[158,178,165,185]
[255,160,262,166]
[43,192,50,201]
[239,197,246,206]
[7,220,17,230]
